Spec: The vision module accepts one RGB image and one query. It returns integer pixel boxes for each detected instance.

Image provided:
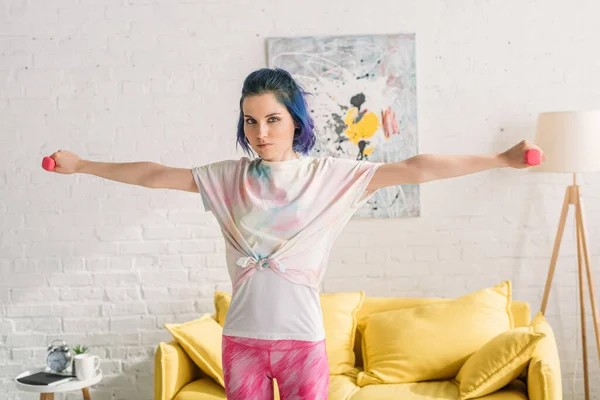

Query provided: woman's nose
[257,123,268,138]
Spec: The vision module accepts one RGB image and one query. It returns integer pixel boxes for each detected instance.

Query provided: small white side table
[15,368,102,400]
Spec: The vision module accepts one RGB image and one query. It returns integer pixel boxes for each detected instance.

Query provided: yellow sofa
[155,283,562,400]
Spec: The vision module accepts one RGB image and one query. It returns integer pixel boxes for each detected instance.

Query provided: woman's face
[242,92,298,161]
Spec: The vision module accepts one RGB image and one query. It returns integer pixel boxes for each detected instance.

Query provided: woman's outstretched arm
[46,150,198,192]
[367,140,545,191]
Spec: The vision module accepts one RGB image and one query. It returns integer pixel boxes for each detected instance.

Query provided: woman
[47,68,543,400]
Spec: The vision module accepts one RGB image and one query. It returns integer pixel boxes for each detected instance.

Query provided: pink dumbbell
[525,149,542,166]
[42,156,56,171]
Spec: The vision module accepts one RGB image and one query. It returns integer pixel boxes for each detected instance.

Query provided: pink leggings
[222,335,330,400]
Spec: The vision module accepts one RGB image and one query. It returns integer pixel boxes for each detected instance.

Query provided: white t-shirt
[192,155,381,341]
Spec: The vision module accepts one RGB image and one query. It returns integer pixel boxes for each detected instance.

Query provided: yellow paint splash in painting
[343,108,379,145]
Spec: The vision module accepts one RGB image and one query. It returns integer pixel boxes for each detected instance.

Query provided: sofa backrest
[353,297,531,367]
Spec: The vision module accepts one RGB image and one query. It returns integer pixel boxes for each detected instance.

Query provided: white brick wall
[2,0,600,398]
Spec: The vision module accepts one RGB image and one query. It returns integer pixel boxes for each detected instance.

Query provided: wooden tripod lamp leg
[541,187,572,314]
[576,204,590,400]
[575,193,600,362]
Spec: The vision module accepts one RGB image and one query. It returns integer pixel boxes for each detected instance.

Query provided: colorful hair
[236,68,316,155]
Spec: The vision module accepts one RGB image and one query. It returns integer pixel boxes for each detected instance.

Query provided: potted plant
[71,345,89,376]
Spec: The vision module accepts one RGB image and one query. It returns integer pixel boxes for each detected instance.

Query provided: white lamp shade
[533,110,600,173]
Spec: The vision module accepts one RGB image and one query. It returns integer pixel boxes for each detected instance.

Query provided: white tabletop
[15,367,102,393]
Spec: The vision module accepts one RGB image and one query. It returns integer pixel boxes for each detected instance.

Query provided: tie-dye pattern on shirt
[192,155,382,292]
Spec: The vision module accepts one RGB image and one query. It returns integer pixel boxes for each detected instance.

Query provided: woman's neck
[262,151,301,162]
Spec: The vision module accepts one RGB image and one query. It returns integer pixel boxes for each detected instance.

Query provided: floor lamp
[532,110,600,400]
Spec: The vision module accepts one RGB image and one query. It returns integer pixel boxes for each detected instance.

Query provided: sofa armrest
[527,314,562,400]
[527,359,562,400]
[154,340,203,400]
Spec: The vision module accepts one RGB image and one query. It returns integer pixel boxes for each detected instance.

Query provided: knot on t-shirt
[236,256,287,273]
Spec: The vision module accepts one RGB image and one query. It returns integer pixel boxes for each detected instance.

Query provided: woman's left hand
[499,140,545,169]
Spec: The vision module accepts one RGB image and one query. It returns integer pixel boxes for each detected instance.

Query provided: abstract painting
[266,34,420,218]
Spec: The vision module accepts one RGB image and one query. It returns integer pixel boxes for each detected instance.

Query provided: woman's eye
[246,119,255,124]
[268,117,279,123]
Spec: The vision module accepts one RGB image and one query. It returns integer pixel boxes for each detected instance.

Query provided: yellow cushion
[356,297,446,320]
[214,291,231,327]
[351,378,527,400]
[173,378,227,400]
[528,312,563,400]
[320,291,365,374]
[328,375,360,400]
[455,327,545,399]
[354,299,529,367]
[352,380,460,399]
[355,297,449,366]
[165,314,225,387]
[356,281,513,386]
[479,380,528,400]
[212,291,364,376]
[511,301,531,327]
[354,296,531,367]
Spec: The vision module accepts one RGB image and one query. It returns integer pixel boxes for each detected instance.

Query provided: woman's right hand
[48,150,87,174]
